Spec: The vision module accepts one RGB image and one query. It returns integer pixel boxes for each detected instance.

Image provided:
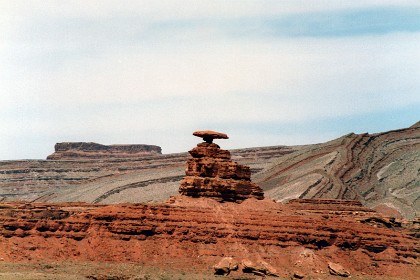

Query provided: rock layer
[47,142,162,160]
[179,141,264,202]
[0,198,418,278]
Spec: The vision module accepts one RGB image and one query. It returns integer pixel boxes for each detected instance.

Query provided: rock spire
[179,130,264,202]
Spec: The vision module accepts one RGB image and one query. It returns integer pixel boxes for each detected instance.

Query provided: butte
[179,130,264,202]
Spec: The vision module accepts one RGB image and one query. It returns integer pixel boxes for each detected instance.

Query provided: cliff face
[46,142,162,160]
[0,198,418,278]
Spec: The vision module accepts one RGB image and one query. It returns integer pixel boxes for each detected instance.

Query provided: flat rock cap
[193,130,229,140]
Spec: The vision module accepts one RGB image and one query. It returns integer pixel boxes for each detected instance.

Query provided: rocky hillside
[256,123,420,220]
[47,142,162,160]
[0,123,418,219]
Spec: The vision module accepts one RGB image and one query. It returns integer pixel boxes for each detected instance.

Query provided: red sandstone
[179,140,264,202]
[0,198,418,278]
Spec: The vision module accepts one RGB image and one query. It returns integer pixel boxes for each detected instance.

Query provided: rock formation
[0,129,419,278]
[0,198,418,278]
[46,142,162,160]
[179,130,264,202]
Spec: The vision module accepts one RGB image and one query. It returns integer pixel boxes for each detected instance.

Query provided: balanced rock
[193,130,228,143]
[179,131,264,202]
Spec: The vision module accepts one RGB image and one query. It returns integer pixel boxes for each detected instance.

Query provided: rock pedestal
[179,131,264,202]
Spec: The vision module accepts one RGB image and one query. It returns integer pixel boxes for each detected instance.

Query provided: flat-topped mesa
[180,131,264,202]
[47,142,162,160]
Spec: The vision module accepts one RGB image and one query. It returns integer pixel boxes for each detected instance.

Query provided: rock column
[179,130,264,202]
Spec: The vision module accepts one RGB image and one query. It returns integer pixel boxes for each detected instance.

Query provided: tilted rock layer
[47,142,162,160]
[179,142,264,201]
[256,123,420,219]
[0,198,418,278]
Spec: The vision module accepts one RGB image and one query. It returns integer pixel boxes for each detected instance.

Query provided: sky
[1,0,419,160]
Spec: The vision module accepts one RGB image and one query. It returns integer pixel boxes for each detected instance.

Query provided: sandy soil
[0,261,224,280]
[0,261,417,280]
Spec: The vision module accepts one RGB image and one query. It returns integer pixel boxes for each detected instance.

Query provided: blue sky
[1,1,419,159]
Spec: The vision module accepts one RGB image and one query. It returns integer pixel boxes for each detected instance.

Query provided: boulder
[213,257,238,275]
[241,259,279,277]
[293,271,305,279]
[328,262,350,277]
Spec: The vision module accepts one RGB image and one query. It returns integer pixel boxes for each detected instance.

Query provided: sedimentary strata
[0,198,418,278]
[256,123,420,219]
[0,130,418,278]
[47,142,162,160]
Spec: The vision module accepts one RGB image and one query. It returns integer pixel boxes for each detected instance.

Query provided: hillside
[0,123,418,219]
[256,124,420,220]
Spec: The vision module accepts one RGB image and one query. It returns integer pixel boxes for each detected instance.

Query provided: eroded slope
[256,125,420,219]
